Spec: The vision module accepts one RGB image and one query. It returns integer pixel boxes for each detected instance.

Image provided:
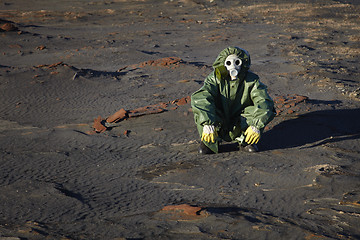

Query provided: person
[191,46,276,154]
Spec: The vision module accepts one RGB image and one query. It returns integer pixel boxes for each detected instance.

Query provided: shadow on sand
[260,108,360,151]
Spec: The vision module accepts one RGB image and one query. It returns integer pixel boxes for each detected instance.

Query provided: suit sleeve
[248,79,276,131]
[191,73,219,126]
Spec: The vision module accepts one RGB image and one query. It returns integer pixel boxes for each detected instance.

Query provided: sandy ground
[0,0,360,239]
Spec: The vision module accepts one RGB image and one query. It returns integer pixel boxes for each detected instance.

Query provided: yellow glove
[201,125,217,143]
[244,126,261,144]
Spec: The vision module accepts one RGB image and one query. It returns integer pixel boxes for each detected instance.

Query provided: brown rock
[9,44,22,49]
[273,94,308,114]
[295,95,308,102]
[158,102,168,108]
[36,45,46,50]
[175,96,190,106]
[162,204,201,215]
[178,79,190,83]
[34,62,63,69]
[154,57,182,67]
[48,62,63,68]
[93,116,107,133]
[106,108,128,123]
[1,22,18,32]
[274,96,286,104]
[128,105,165,118]
[86,131,97,135]
[159,204,208,221]
[287,109,294,114]
[135,57,183,69]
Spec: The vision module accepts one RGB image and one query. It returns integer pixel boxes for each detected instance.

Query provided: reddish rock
[158,102,168,108]
[276,97,286,104]
[8,44,22,49]
[48,62,63,68]
[153,57,182,67]
[35,62,63,69]
[132,57,183,69]
[93,116,107,133]
[36,45,46,50]
[295,95,308,102]
[162,204,201,215]
[159,204,208,221]
[1,22,18,32]
[86,130,97,135]
[287,109,294,114]
[106,108,128,123]
[273,94,308,116]
[128,105,165,118]
[175,96,190,106]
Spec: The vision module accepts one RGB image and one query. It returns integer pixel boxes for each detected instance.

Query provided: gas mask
[224,54,242,80]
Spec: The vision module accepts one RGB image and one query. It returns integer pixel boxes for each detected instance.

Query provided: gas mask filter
[224,54,242,80]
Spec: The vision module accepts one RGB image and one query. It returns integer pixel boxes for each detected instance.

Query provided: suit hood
[212,47,251,81]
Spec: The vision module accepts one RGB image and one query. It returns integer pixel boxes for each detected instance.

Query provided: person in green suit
[191,47,276,154]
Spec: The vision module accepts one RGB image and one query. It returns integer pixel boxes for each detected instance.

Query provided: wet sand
[0,0,360,239]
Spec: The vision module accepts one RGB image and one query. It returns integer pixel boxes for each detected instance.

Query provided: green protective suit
[191,47,276,153]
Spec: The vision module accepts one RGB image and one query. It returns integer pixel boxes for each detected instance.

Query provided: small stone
[158,102,168,108]
[287,109,294,114]
[176,98,187,106]
[36,45,46,50]
[48,62,63,68]
[178,79,190,83]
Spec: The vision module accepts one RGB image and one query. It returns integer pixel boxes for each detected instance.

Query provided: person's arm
[191,72,219,127]
[244,77,275,144]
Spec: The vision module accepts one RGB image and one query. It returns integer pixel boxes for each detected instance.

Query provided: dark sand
[1,0,360,239]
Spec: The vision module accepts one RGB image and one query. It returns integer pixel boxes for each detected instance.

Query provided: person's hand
[201,125,217,143]
[244,126,260,144]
